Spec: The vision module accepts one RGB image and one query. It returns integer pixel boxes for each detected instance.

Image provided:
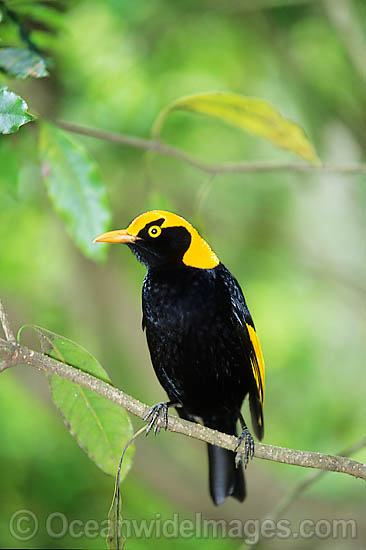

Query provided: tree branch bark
[53,120,366,176]
[270,437,366,521]
[0,299,16,343]
[1,336,365,481]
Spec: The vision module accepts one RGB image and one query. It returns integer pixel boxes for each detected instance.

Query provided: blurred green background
[0,0,365,549]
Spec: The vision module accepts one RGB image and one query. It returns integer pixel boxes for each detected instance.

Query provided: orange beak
[93,229,140,244]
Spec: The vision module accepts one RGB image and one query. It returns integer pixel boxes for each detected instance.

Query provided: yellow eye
[148,225,162,238]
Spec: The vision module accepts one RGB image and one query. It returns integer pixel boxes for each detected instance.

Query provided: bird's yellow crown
[127,210,219,269]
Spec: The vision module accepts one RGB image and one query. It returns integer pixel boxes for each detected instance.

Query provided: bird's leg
[143,401,178,436]
[235,413,255,469]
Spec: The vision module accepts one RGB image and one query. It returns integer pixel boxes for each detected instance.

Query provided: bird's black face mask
[93,210,219,271]
[129,219,192,269]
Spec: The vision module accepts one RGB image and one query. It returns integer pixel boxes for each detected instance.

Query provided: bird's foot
[144,402,169,436]
[234,427,255,469]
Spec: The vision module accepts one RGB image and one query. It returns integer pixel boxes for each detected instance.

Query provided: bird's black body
[142,263,259,503]
[142,264,255,421]
[94,210,265,505]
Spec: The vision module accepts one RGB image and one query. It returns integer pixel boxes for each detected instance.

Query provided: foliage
[0,85,35,133]
[0,47,48,78]
[39,122,111,262]
[18,325,134,479]
[153,92,319,163]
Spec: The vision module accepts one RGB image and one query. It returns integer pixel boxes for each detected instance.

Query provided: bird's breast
[142,266,220,331]
[141,265,249,414]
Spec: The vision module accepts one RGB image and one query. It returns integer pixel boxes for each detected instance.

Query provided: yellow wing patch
[126,210,219,269]
[246,324,265,405]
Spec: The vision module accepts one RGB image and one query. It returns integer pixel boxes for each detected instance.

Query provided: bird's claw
[143,402,169,436]
[234,427,255,469]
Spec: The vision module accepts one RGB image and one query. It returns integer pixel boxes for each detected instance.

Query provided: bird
[94,210,265,505]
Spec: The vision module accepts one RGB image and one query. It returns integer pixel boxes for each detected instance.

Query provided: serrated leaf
[153,92,319,164]
[0,86,36,134]
[39,122,111,262]
[0,48,49,79]
[19,325,134,480]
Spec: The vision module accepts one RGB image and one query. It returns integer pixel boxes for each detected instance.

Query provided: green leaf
[0,48,49,79]
[19,325,134,480]
[0,86,36,134]
[39,122,111,262]
[153,92,319,164]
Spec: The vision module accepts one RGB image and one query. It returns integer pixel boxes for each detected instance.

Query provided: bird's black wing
[218,265,265,440]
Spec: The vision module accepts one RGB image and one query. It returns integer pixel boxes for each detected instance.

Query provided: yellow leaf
[153,92,319,165]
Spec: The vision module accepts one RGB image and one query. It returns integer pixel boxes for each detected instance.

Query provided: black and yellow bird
[94,211,265,505]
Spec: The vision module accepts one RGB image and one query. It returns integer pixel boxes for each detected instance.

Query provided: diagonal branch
[240,438,366,550]
[53,120,366,176]
[270,437,366,521]
[0,336,365,481]
[0,299,16,343]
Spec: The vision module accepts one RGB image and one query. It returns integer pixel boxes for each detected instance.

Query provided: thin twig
[0,336,365,481]
[0,299,16,343]
[240,437,366,549]
[53,120,366,176]
[109,425,147,549]
[270,437,366,521]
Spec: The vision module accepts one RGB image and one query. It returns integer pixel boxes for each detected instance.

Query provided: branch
[1,337,365,481]
[0,299,16,343]
[270,437,366,521]
[53,120,366,176]
[240,438,366,550]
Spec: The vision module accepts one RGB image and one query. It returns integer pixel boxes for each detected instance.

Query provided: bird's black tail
[204,417,245,505]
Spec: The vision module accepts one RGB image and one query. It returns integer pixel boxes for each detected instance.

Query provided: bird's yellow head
[94,210,219,269]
